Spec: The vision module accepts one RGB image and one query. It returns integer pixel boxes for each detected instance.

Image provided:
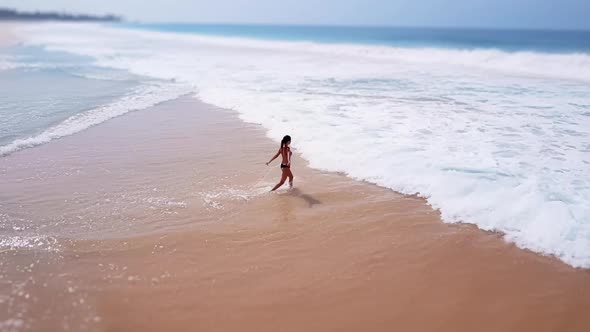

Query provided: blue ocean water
[0,47,138,147]
[0,43,189,156]
[121,23,590,53]
[3,23,589,153]
[2,23,590,268]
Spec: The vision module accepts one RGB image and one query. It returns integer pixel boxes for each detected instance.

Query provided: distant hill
[0,8,122,22]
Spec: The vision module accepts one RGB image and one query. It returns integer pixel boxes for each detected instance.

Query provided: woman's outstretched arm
[266,148,281,165]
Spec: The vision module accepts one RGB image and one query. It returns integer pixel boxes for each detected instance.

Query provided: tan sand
[1,97,589,332]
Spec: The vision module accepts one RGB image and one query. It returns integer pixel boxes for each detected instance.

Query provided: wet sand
[1,97,590,332]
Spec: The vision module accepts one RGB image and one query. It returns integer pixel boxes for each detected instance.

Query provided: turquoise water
[4,24,589,150]
[121,23,590,53]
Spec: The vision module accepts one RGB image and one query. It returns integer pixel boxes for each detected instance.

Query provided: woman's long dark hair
[280,135,291,149]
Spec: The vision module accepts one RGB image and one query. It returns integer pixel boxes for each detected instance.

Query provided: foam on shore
[12,23,590,267]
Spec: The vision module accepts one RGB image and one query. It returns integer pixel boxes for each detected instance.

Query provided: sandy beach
[1,95,590,332]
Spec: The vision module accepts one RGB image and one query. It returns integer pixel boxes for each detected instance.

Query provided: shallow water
[11,22,590,267]
[2,97,590,332]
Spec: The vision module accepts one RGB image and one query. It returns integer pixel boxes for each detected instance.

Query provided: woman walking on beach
[266,135,294,191]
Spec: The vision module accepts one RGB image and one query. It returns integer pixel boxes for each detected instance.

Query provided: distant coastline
[0,8,121,22]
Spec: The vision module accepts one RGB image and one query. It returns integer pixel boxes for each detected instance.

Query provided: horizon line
[124,20,590,33]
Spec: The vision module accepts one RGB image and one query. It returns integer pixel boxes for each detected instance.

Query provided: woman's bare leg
[287,169,294,188]
[271,169,289,191]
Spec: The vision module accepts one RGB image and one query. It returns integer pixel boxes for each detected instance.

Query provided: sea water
[3,23,590,267]
[0,43,191,156]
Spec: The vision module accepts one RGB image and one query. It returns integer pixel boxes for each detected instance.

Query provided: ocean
[126,23,590,53]
[1,22,590,268]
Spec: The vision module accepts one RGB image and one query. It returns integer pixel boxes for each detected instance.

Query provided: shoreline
[4,22,590,268]
[1,96,590,331]
[2,22,590,331]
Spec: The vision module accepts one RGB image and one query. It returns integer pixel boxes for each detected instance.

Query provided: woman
[266,135,294,191]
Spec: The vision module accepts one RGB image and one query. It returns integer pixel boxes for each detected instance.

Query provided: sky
[1,0,589,30]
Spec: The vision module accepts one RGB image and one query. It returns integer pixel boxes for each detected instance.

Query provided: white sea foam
[199,182,273,210]
[17,23,590,267]
[0,56,18,70]
[0,235,60,252]
[0,83,191,157]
